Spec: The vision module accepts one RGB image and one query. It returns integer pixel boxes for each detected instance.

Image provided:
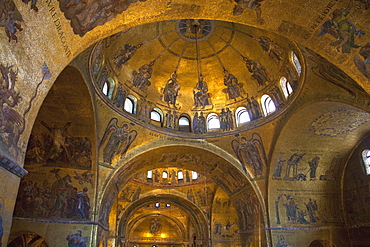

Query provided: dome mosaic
[89,19,303,136]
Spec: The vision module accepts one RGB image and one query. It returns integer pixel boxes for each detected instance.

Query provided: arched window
[362,149,370,175]
[207,113,220,130]
[178,170,184,180]
[162,170,168,179]
[235,107,250,127]
[179,115,191,132]
[261,94,276,116]
[192,171,198,180]
[280,77,294,98]
[151,108,163,122]
[124,95,137,114]
[147,170,153,179]
[291,51,302,76]
[102,78,115,99]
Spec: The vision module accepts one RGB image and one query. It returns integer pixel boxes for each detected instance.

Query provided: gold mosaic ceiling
[93,19,300,114]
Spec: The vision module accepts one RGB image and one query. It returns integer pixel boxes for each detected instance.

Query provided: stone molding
[0,155,28,178]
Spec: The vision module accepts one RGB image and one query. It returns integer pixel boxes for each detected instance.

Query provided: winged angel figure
[354,42,370,81]
[99,118,137,166]
[231,133,267,177]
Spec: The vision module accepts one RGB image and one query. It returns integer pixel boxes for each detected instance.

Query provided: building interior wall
[1,0,370,246]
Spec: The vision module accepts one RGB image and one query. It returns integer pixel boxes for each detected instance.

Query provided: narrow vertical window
[179,115,191,132]
[280,77,293,98]
[261,94,276,116]
[178,170,184,180]
[192,171,198,180]
[124,98,134,113]
[162,170,168,179]
[362,149,370,175]
[147,170,153,179]
[151,109,162,122]
[207,113,220,130]
[235,107,250,127]
[291,51,302,76]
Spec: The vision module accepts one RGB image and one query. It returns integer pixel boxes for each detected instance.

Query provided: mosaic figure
[243,57,272,87]
[99,118,137,165]
[354,42,370,81]
[132,62,153,92]
[246,97,262,120]
[150,219,161,234]
[231,133,267,177]
[163,72,181,107]
[113,85,126,109]
[220,109,227,131]
[308,156,320,181]
[193,112,199,133]
[305,198,319,223]
[226,108,234,130]
[76,187,90,219]
[0,63,46,158]
[66,230,87,247]
[197,112,207,134]
[223,69,243,100]
[59,0,148,36]
[272,155,286,179]
[5,9,23,43]
[41,121,72,161]
[22,0,38,12]
[276,235,292,247]
[254,36,284,63]
[193,75,211,108]
[139,101,151,123]
[232,0,265,25]
[165,110,179,130]
[113,44,141,69]
[283,198,297,222]
[317,0,365,53]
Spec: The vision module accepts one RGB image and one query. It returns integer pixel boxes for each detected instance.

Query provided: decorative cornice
[0,155,28,178]
[13,217,109,231]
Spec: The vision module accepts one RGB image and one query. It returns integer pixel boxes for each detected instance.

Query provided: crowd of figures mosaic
[14,170,91,220]
[26,123,93,169]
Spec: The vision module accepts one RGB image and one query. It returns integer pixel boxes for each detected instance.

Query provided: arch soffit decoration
[127,213,187,240]
[270,101,370,181]
[98,142,268,231]
[118,194,208,241]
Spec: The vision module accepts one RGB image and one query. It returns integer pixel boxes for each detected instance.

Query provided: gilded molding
[0,155,28,178]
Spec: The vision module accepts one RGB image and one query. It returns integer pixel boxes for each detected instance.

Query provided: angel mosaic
[254,36,284,63]
[99,118,137,166]
[113,44,141,69]
[317,0,365,53]
[354,42,370,81]
[243,57,273,88]
[231,133,267,177]
[232,0,265,25]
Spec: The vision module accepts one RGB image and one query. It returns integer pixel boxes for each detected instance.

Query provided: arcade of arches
[2,0,370,246]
